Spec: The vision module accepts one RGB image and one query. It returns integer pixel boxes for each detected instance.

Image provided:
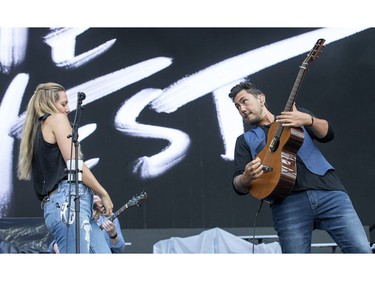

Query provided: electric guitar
[249,38,326,204]
[99,191,148,230]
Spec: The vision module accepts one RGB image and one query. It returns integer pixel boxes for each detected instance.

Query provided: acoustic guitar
[249,38,326,204]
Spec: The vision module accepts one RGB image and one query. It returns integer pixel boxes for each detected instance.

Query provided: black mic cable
[251,199,264,254]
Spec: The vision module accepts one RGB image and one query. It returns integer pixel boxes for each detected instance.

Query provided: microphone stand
[68,92,86,253]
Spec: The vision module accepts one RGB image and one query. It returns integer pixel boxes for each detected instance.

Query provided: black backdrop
[1,28,375,233]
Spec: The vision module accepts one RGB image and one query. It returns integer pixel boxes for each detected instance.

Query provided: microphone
[78,92,86,102]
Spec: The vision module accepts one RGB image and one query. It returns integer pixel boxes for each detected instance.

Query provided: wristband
[309,115,314,126]
[109,233,118,239]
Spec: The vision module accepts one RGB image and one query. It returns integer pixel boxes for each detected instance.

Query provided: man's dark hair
[228,81,263,101]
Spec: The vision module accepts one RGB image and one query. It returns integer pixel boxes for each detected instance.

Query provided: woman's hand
[99,193,113,216]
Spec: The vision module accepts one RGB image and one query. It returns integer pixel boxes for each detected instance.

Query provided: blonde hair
[17,82,66,180]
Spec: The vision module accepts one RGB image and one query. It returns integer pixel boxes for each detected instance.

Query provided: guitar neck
[99,203,128,230]
[284,62,309,112]
[274,63,309,139]
[108,204,129,222]
[273,38,325,141]
[98,192,147,230]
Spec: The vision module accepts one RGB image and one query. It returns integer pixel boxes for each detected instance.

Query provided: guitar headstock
[126,191,148,207]
[303,38,325,66]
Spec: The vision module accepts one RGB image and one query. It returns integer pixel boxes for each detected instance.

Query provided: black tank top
[32,114,67,201]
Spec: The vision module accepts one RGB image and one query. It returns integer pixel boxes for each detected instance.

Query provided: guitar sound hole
[262,165,273,173]
[269,138,279,152]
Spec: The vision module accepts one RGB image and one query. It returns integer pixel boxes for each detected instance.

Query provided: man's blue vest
[244,126,334,176]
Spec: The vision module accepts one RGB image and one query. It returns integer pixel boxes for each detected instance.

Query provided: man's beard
[247,114,262,126]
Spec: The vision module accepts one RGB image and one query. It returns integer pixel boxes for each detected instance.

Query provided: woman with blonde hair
[18,82,113,253]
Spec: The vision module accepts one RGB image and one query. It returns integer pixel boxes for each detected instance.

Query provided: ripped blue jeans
[43,180,111,253]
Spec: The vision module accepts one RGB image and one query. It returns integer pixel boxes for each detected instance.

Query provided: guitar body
[249,123,304,204]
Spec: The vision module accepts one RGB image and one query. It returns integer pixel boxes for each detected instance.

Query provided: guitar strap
[244,126,334,176]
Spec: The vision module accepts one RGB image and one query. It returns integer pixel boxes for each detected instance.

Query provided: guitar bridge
[262,165,273,173]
